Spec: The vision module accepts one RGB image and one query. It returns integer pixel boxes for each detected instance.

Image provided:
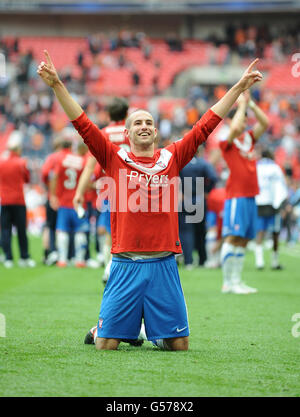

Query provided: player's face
[126,111,157,148]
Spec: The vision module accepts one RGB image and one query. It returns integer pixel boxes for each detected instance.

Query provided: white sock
[232,246,245,285]
[75,232,87,263]
[220,242,235,286]
[103,241,112,267]
[255,244,264,268]
[56,231,69,263]
[206,229,217,261]
[152,339,171,350]
[138,323,147,341]
[102,258,112,282]
[271,251,279,267]
[97,234,105,255]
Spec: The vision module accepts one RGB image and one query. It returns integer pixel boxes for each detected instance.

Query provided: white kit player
[255,149,288,270]
[50,135,89,267]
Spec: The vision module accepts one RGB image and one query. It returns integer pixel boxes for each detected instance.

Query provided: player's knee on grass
[157,336,189,351]
[95,337,120,350]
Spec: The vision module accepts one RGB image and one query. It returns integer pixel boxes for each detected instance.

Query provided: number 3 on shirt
[64,168,78,189]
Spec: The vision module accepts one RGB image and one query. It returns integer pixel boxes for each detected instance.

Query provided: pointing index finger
[247,58,259,73]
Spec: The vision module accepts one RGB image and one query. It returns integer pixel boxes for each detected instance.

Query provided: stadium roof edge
[0,1,300,15]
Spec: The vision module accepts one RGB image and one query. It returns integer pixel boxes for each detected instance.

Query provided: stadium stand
[0,15,300,242]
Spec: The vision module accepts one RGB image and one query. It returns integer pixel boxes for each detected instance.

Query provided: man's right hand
[73,193,84,212]
[37,50,60,88]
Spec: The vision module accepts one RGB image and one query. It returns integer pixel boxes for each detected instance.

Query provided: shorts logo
[98,318,103,329]
[234,224,240,230]
[176,326,187,333]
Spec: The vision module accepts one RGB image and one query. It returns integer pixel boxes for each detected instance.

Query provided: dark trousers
[178,211,195,265]
[0,205,29,260]
[194,218,207,266]
[46,200,57,253]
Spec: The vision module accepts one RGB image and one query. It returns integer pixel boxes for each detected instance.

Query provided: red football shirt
[41,151,61,198]
[54,149,85,208]
[207,187,226,239]
[81,151,98,209]
[219,130,259,199]
[83,122,129,209]
[72,109,221,254]
[102,120,130,151]
[0,151,30,205]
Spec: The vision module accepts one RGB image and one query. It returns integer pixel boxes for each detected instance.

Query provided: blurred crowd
[1,22,300,245]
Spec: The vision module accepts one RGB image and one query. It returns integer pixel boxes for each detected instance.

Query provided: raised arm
[226,92,248,145]
[38,50,112,170]
[37,50,83,121]
[248,98,269,140]
[211,58,262,119]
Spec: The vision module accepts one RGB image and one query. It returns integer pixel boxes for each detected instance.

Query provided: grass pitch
[0,237,300,397]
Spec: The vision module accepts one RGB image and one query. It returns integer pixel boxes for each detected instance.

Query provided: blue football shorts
[96,199,111,234]
[56,207,89,233]
[222,197,257,240]
[256,212,281,234]
[97,255,190,341]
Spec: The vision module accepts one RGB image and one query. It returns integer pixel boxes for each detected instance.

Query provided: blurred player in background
[0,131,36,268]
[41,135,63,265]
[219,91,269,294]
[76,140,100,268]
[49,131,89,268]
[38,50,262,350]
[205,185,226,269]
[255,148,288,270]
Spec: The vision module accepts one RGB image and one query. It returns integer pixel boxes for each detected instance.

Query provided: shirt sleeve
[173,109,222,170]
[93,163,105,180]
[72,112,115,172]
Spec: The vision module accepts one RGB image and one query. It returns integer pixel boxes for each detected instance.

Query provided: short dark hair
[107,97,129,122]
[261,149,274,160]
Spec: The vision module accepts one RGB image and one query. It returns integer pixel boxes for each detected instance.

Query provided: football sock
[271,250,279,267]
[255,244,264,268]
[102,258,112,283]
[138,323,147,341]
[103,240,112,266]
[56,231,69,263]
[152,339,171,351]
[206,229,217,260]
[75,232,87,263]
[232,246,245,285]
[97,234,105,255]
[220,242,235,286]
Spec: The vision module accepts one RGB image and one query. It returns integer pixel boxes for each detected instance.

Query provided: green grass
[0,237,300,397]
